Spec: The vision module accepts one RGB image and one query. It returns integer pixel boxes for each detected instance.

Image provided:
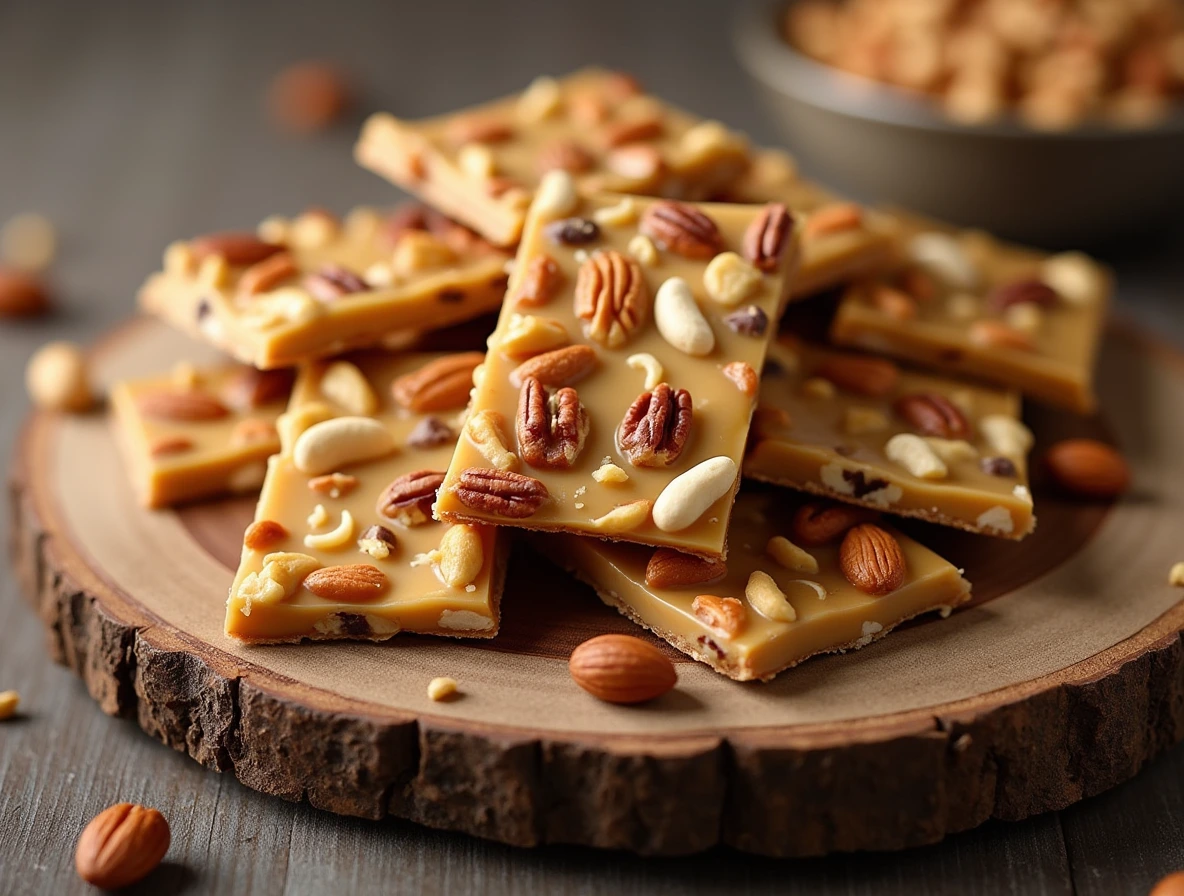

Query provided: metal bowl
[734,0,1184,249]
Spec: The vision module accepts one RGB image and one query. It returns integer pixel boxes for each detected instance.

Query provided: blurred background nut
[267,60,353,134]
[0,267,51,317]
[1,212,57,272]
[26,341,94,412]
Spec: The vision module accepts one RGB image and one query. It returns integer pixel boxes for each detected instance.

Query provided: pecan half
[305,264,368,301]
[536,139,595,175]
[516,376,589,469]
[603,115,665,148]
[742,203,793,271]
[815,354,900,397]
[221,366,295,411]
[573,249,647,348]
[617,383,692,467]
[792,501,880,547]
[377,470,446,527]
[894,393,971,439]
[987,278,1059,313]
[639,201,722,259]
[238,251,298,296]
[190,232,284,266]
[452,468,549,518]
[512,254,563,308]
[392,352,484,412]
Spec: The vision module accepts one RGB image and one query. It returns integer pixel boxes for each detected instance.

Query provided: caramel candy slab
[720,149,899,299]
[830,213,1110,412]
[225,352,505,644]
[746,339,1035,539]
[110,363,289,509]
[434,176,801,558]
[545,490,971,681]
[355,69,751,247]
[139,206,510,370]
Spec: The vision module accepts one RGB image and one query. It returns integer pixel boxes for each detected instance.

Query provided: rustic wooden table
[2,2,1183,893]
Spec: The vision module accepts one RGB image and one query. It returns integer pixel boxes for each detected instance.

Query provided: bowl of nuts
[735,0,1184,247]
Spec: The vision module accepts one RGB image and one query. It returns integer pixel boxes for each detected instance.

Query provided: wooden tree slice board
[10,316,1184,857]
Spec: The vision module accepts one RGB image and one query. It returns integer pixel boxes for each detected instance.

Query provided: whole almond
[840,524,907,595]
[244,520,288,551]
[1044,439,1130,498]
[815,354,900,397]
[392,352,484,412]
[0,267,51,317]
[303,564,388,601]
[569,634,677,704]
[792,502,880,547]
[510,344,597,388]
[137,390,230,422]
[645,548,726,589]
[190,232,284,266]
[75,803,171,890]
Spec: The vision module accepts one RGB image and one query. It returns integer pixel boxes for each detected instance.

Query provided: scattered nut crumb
[0,690,19,720]
[427,677,459,701]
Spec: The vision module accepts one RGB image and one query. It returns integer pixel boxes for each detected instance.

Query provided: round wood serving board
[11,317,1184,858]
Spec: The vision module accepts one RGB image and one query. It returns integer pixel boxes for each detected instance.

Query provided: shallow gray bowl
[734,0,1184,249]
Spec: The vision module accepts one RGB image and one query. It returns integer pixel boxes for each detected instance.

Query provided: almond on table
[110,363,291,508]
[543,489,971,681]
[717,149,899,299]
[433,173,802,559]
[830,212,1110,413]
[225,351,506,644]
[355,68,751,247]
[745,338,1036,539]
[138,205,511,370]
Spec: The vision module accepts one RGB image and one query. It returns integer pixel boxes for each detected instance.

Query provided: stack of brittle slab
[112,68,1111,682]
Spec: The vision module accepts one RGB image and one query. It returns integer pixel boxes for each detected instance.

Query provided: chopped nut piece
[800,377,836,400]
[320,360,378,415]
[691,594,746,638]
[458,143,496,180]
[497,313,569,359]
[908,232,977,290]
[308,473,359,498]
[885,433,948,480]
[703,252,761,306]
[592,462,629,485]
[926,438,980,464]
[766,536,819,574]
[844,407,889,435]
[358,524,398,560]
[722,360,757,397]
[627,234,659,266]
[427,676,460,701]
[26,341,93,412]
[588,500,652,533]
[304,509,356,550]
[464,410,518,471]
[592,197,638,227]
[745,570,797,623]
[625,352,663,390]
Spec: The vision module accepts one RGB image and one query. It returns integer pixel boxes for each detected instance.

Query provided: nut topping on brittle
[987,278,1059,313]
[894,393,971,439]
[452,468,549,518]
[512,254,564,308]
[742,203,793,272]
[617,383,692,468]
[573,249,647,348]
[190,232,284,266]
[377,470,446,527]
[392,352,484,412]
[639,201,722,259]
[304,264,368,301]
[516,376,589,470]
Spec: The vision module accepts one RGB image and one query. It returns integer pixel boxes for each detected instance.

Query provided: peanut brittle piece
[355,68,751,246]
[830,212,1110,412]
[139,206,510,369]
[545,489,971,681]
[111,362,290,508]
[225,351,506,644]
[434,173,802,558]
[745,338,1035,539]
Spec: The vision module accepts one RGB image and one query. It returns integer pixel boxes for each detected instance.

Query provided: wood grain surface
[2,0,1184,893]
